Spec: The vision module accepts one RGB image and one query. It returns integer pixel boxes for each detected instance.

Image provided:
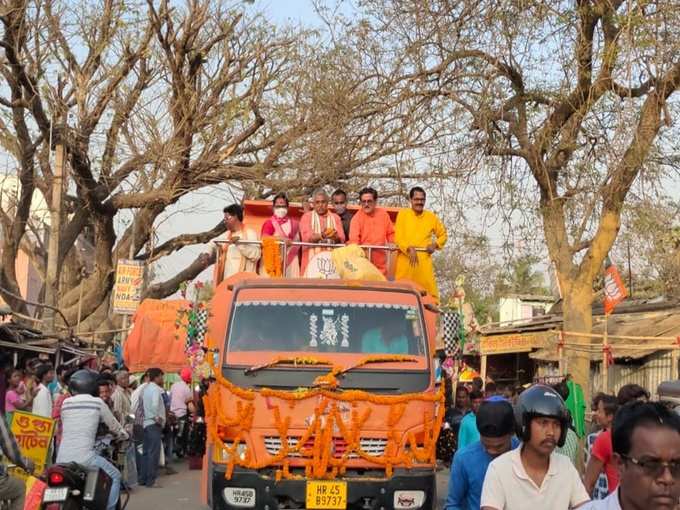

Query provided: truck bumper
[211,466,436,510]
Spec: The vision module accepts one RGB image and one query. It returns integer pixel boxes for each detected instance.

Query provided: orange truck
[200,202,444,510]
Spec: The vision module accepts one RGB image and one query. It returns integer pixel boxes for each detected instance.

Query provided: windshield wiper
[338,355,419,376]
[244,356,335,375]
[310,356,419,389]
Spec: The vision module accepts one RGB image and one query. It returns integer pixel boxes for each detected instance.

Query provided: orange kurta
[348,208,395,276]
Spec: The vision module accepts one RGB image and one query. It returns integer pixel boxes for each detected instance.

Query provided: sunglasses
[622,455,680,478]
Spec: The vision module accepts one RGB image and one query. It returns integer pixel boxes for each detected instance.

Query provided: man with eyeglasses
[348,187,395,276]
[331,189,353,240]
[580,401,680,510]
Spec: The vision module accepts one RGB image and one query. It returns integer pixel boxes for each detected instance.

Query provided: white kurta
[211,228,261,279]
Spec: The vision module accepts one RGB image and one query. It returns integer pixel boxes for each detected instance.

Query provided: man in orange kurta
[349,187,395,276]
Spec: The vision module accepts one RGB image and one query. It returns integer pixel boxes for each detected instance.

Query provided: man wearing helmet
[56,369,129,510]
[481,384,590,510]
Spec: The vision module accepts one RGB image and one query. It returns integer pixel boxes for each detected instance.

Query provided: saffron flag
[603,262,627,315]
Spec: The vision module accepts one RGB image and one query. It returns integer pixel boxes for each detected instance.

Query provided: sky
[254,0,323,24]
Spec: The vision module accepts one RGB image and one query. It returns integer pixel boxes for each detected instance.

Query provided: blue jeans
[87,455,121,510]
[140,424,162,486]
[124,441,138,488]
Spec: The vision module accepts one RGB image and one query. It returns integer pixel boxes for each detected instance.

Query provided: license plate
[306,481,347,509]
[43,487,69,503]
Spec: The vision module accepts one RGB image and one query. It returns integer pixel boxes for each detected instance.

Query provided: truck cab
[202,275,442,510]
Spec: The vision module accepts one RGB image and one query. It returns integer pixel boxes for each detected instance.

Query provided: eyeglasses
[360,199,375,205]
[621,455,680,478]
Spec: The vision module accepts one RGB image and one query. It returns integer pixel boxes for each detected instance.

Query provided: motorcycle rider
[56,369,128,510]
[481,384,590,509]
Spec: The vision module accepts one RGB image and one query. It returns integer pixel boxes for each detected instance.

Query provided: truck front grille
[263,436,387,459]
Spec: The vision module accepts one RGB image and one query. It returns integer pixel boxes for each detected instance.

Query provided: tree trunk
[561,283,593,404]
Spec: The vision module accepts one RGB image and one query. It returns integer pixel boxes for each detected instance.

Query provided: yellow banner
[480,332,548,355]
[10,411,55,474]
[113,259,145,314]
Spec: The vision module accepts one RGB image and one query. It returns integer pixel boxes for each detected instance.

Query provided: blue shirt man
[457,390,484,450]
[445,397,519,510]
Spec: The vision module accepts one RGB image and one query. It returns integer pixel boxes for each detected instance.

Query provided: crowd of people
[0,351,208,510]
[2,356,680,510]
[202,185,448,300]
[443,378,680,510]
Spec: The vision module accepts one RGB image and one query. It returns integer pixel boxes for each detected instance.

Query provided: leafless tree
[0,0,435,335]
[355,0,680,394]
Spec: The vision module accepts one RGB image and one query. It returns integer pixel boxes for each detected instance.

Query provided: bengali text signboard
[10,411,55,474]
[480,332,548,355]
[113,259,145,314]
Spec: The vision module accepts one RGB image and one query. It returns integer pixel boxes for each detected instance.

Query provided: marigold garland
[261,237,283,277]
[205,355,445,481]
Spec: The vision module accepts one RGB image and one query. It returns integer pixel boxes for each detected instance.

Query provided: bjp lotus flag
[603,260,628,315]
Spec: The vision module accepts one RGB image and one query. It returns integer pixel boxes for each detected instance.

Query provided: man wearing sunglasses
[581,401,680,510]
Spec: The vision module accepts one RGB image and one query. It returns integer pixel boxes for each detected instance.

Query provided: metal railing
[213,239,429,276]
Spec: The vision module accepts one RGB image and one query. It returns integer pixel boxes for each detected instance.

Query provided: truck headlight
[236,443,248,461]
[219,442,248,461]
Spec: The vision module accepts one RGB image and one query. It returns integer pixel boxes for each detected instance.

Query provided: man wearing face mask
[261,193,301,277]
[332,189,353,240]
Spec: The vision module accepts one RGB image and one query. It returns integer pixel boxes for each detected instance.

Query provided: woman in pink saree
[261,193,301,277]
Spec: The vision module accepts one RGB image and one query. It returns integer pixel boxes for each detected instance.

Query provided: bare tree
[355,0,680,394]
[0,0,435,335]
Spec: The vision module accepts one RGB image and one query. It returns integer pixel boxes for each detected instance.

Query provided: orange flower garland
[204,355,445,481]
[261,237,283,277]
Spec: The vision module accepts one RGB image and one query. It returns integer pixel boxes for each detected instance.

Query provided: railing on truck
[213,239,428,279]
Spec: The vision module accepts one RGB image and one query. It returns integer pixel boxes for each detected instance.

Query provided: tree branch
[143,255,212,300]
[137,221,226,263]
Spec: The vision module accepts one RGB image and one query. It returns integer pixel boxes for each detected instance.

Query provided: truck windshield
[226,299,426,356]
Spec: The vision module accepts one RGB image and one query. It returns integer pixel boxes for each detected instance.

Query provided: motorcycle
[41,436,130,510]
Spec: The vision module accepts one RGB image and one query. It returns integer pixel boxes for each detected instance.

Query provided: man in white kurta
[208,203,261,282]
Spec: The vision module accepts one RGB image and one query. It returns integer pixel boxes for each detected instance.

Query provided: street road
[126,462,450,509]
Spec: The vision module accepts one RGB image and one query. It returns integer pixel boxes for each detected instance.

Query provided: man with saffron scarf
[349,187,395,276]
[299,189,345,275]
[261,193,300,277]
[394,186,447,301]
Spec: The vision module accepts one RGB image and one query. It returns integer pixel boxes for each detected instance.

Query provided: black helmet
[68,369,99,397]
[515,384,571,447]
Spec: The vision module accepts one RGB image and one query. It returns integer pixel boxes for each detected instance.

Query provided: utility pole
[626,239,633,298]
[45,137,65,332]
[120,221,136,338]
